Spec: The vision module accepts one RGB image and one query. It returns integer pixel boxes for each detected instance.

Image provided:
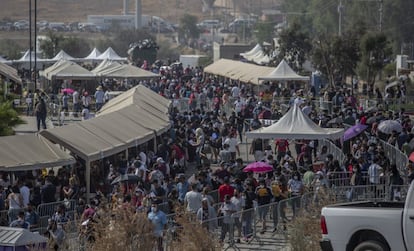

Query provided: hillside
[1,0,203,23]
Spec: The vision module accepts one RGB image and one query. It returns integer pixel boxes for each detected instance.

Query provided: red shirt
[275,139,289,152]
[218,184,235,202]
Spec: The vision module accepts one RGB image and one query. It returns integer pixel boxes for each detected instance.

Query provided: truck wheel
[354,240,389,251]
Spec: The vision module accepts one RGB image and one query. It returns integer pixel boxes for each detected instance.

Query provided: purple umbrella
[343,124,368,141]
[243,162,273,173]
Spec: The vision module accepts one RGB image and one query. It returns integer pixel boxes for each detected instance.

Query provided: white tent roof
[0,134,75,171]
[240,44,262,58]
[84,48,102,60]
[246,105,344,140]
[204,59,274,85]
[240,44,271,65]
[41,60,96,80]
[0,62,22,84]
[40,85,171,162]
[15,49,42,62]
[96,64,159,79]
[0,227,48,246]
[97,47,126,61]
[51,50,75,61]
[91,59,122,74]
[259,59,310,81]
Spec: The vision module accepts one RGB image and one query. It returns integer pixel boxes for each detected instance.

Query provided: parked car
[197,19,221,30]
[320,182,414,251]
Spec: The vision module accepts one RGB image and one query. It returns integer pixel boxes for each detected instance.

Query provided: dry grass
[1,0,203,23]
[288,189,338,251]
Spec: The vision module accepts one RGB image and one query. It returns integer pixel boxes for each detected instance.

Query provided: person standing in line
[218,195,236,245]
[72,89,80,115]
[148,201,167,251]
[35,96,47,131]
[94,86,105,111]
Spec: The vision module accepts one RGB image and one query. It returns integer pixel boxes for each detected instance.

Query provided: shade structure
[0,226,48,248]
[40,85,171,162]
[95,63,159,79]
[343,124,368,141]
[40,60,96,80]
[0,134,75,171]
[0,62,22,84]
[15,49,42,62]
[91,59,121,74]
[50,50,74,61]
[258,59,310,81]
[83,47,102,61]
[378,120,402,134]
[246,105,344,140]
[97,47,126,61]
[203,59,274,85]
[240,44,270,65]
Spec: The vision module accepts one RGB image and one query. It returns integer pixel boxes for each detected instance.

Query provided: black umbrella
[366,116,378,124]
[111,174,140,185]
[327,117,343,125]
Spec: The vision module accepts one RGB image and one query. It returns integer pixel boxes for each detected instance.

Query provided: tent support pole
[86,161,91,204]
[125,149,129,163]
[245,134,249,162]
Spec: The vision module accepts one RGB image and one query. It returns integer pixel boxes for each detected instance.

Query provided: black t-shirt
[244,190,256,209]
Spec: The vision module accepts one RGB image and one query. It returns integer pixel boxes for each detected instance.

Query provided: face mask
[151,207,158,213]
[353,168,357,172]
[242,195,246,200]
[293,176,298,180]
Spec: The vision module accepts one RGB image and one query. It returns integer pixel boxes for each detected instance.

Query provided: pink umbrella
[61,88,75,94]
[243,162,273,173]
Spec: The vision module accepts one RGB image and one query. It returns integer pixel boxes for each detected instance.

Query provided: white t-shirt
[184,191,202,213]
[20,186,30,207]
[231,86,240,98]
[224,137,238,153]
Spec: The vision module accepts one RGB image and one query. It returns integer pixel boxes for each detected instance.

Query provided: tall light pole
[34,0,37,90]
[29,0,32,86]
[338,0,344,36]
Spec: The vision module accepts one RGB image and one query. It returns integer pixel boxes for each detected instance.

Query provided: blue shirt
[148,210,167,236]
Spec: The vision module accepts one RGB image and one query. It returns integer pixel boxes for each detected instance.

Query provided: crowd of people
[5,63,414,249]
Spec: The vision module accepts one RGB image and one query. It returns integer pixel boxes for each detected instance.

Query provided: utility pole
[378,0,383,32]
[338,0,344,36]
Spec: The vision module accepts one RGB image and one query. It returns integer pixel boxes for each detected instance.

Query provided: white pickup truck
[320,182,414,251]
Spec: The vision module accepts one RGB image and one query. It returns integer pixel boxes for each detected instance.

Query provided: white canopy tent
[91,59,121,74]
[40,60,96,80]
[240,44,270,65]
[49,50,75,62]
[203,59,274,85]
[240,44,262,58]
[97,47,127,61]
[95,64,159,79]
[83,48,102,61]
[40,85,171,201]
[259,59,310,81]
[0,62,22,84]
[0,134,75,171]
[246,105,344,140]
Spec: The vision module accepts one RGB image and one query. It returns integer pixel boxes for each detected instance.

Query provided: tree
[179,14,200,44]
[59,36,91,58]
[0,39,23,60]
[359,32,392,87]
[254,22,274,45]
[275,22,312,71]
[39,31,63,58]
[0,101,24,136]
[312,33,360,88]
